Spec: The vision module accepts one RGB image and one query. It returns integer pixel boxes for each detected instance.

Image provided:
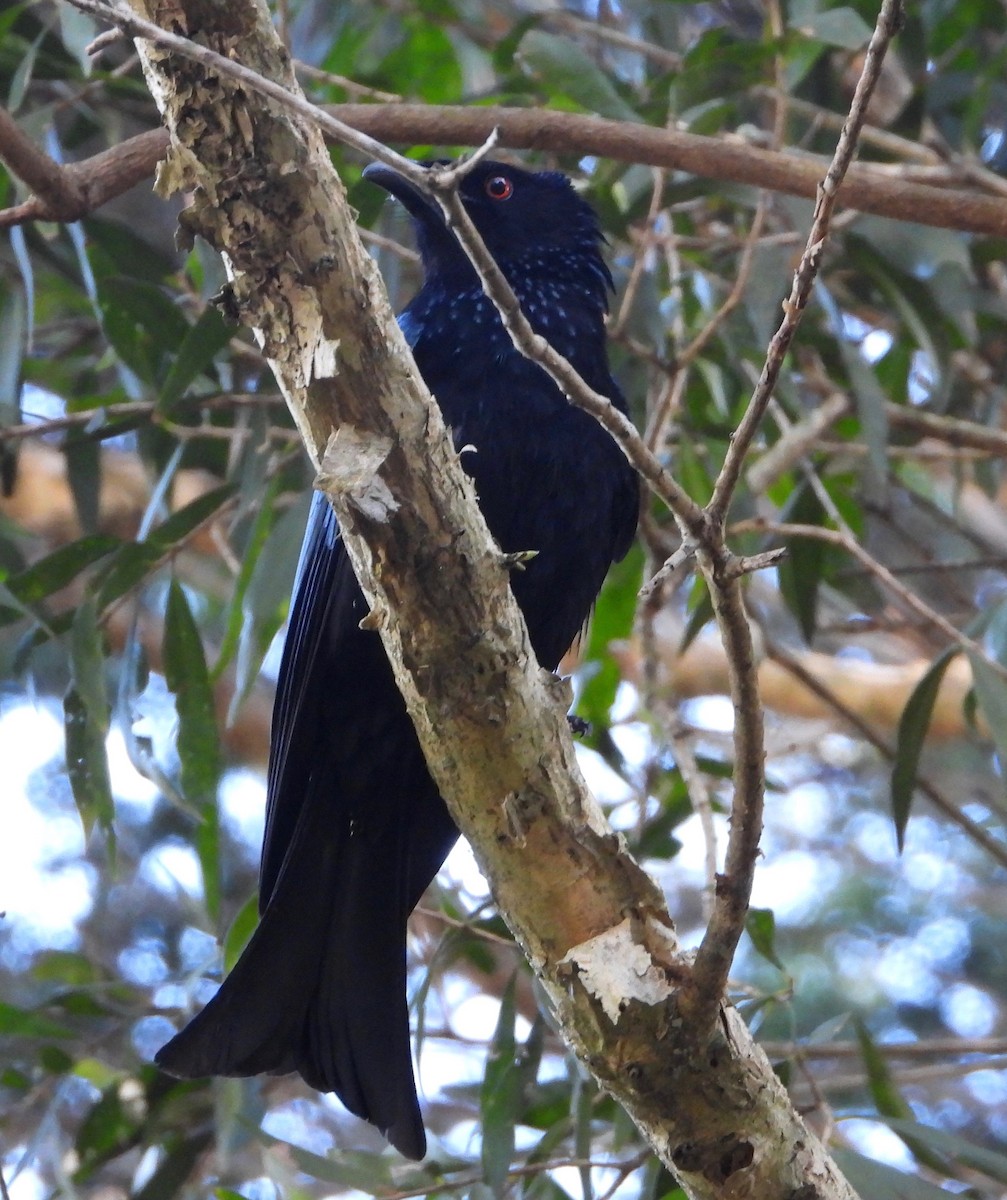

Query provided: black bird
[156,160,639,1159]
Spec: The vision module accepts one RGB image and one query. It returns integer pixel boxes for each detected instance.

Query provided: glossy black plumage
[155,161,639,1159]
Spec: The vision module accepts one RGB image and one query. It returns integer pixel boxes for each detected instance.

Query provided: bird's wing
[259,491,357,907]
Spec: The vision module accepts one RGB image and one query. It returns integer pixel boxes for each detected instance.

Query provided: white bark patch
[561,917,673,1023]
[319,427,399,522]
[312,336,340,381]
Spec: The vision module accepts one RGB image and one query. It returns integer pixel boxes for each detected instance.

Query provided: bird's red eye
[485,175,513,200]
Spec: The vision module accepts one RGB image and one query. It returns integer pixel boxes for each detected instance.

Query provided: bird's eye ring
[485,175,514,201]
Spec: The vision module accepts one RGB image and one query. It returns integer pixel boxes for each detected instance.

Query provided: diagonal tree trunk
[120,0,859,1194]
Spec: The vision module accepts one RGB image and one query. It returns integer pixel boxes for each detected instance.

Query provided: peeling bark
[124,1,860,1195]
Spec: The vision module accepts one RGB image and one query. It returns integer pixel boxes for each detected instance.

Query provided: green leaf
[63,686,114,847]
[854,1021,948,1173]
[3,534,118,610]
[132,1131,214,1200]
[97,277,190,386]
[158,304,233,412]
[0,1000,74,1039]
[258,1133,398,1191]
[890,646,959,850]
[854,1018,912,1120]
[70,596,110,726]
[832,1149,960,1200]
[75,1085,140,1174]
[517,30,641,123]
[379,19,462,105]
[778,482,827,642]
[966,649,1007,784]
[481,975,520,1197]
[746,907,786,971]
[679,578,714,654]
[163,585,216,776]
[8,29,44,113]
[212,476,281,682]
[58,5,97,76]
[577,542,642,730]
[0,288,25,423]
[230,491,308,720]
[792,4,873,49]
[881,1118,1007,1185]
[163,580,222,916]
[223,892,259,973]
[839,343,889,497]
[93,485,235,610]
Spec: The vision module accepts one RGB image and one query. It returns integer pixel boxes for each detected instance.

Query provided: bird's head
[363,158,612,297]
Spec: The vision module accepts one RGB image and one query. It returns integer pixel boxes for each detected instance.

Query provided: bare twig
[762,1036,1007,1059]
[9,89,1007,236]
[682,0,905,1035]
[746,391,851,494]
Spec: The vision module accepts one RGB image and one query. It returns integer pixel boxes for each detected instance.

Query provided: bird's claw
[499,549,539,571]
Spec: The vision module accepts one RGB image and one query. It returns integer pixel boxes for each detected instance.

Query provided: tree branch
[8,86,1007,238]
[103,0,861,1194]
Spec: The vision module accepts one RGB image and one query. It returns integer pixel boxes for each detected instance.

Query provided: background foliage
[2,0,1007,1197]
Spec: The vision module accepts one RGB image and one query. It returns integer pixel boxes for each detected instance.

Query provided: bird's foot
[499,549,539,571]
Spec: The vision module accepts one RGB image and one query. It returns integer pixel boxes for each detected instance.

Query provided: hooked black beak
[362,163,442,225]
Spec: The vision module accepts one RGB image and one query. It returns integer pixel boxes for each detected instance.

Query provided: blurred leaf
[93,484,234,610]
[517,30,641,122]
[890,646,959,850]
[62,598,114,846]
[832,1148,957,1200]
[839,344,889,497]
[64,687,115,845]
[31,951,102,986]
[881,1119,1007,1185]
[3,533,117,611]
[805,1013,851,1044]
[70,596,108,726]
[854,1020,948,1173]
[0,288,25,439]
[98,277,190,386]
[164,579,222,919]
[790,3,873,49]
[379,19,462,103]
[0,1001,73,1039]
[57,5,97,76]
[158,305,234,412]
[746,907,786,971]
[482,975,520,1197]
[65,434,102,533]
[212,475,281,683]
[8,29,43,112]
[259,1135,397,1191]
[75,1084,141,1175]
[223,892,259,973]
[778,482,826,642]
[967,649,1007,783]
[854,1019,911,1119]
[680,578,714,654]
[133,1131,214,1200]
[577,542,642,731]
[230,490,308,720]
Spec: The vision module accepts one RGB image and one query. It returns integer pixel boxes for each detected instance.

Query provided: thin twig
[762,1036,1007,1060]
[762,638,1007,870]
[748,519,1007,685]
[708,0,904,526]
[682,0,905,1034]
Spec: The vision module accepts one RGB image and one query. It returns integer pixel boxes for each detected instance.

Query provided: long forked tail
[155,795,428,1159]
